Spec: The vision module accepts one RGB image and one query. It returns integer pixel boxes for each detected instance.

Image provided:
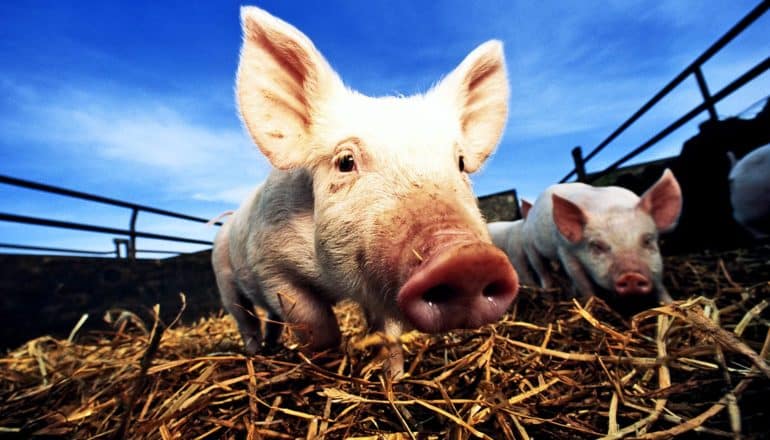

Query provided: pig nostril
[422,284,454,305]
[482,281,506,298]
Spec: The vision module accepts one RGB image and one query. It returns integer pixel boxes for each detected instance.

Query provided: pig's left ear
[637,169,682,232]
[434,40,509,173]
[520,199,533,219]
[552,193,587,243]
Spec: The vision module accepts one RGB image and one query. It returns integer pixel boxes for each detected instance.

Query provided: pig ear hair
[435,40,509,173]
[520,199,532,219]
[551,193,587,243]
[638,168,682,232]
[237,7,342,169]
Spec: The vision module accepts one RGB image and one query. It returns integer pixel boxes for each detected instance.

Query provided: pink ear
[551,193,587,243]
[520,199,532,219]
[638,169,682,232]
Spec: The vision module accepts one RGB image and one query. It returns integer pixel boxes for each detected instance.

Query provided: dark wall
[478,189,521,222]
[0,250,221,351]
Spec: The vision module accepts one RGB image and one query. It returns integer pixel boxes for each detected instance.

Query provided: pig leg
[525,245,557,289]
[266,277,341,352]
[511,253,538,287]
[557,250,595,299]
[213,234,263,354]
[656,284,673,304]
[222,284,264,354]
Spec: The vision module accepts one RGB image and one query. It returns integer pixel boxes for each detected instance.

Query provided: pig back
[488,221,515,251]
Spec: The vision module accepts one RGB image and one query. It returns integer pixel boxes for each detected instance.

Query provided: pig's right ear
[551,194,587,243]
[237,7,343,169]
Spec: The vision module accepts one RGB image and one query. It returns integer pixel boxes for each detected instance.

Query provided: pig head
[212,7,518,377]
[525,170,681,304]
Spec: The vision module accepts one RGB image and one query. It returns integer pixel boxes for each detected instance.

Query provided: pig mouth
[396,242,519,334]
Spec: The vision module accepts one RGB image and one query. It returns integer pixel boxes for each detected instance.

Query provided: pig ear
[520,199,532,219]
[435,40,509,173]
[551,193,587,243]
[237,7,343,169]
[637,169,682,232]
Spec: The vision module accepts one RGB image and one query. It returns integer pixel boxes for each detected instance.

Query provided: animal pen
[2,2,770,439]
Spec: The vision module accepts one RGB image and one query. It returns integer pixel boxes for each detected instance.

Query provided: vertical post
[693,66,718,121]
[571,146,587,182]
[129,208,138,261]
[113,238,122,259]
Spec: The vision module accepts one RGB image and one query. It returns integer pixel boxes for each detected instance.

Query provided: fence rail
[0,174,221,259]
[561,0,770,184]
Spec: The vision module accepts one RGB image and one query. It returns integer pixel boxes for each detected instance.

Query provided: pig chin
[392,230,519,334]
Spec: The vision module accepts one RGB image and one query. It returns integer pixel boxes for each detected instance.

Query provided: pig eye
[458,155,465,172]
[641,233,657,249]
[589,240,610,254]
[337,154,356,172]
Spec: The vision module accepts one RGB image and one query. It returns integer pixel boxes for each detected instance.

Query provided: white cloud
[1,80,271,205]
[192,184,256,205]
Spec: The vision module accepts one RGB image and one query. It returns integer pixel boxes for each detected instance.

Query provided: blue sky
[1,1,768,256]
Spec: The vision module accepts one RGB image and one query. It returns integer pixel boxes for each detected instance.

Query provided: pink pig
[521,170,682,303]
[212,7,519,377]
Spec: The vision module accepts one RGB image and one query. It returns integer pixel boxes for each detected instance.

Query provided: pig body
[213,7,519,377]
[488,220,538,287]
[729,144,770,238]
[521,170,682,304]
[488,200,536,286]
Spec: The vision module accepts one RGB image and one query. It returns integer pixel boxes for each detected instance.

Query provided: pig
[728,144,770,238]
[212,6,519,378]
[488,200,538,286]
[521,170,682,304]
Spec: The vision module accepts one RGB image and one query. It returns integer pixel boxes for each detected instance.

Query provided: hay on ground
[1,244,769,439]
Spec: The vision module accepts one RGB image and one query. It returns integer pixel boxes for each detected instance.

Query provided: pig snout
[397,242,518,334]
[614,272,652,296]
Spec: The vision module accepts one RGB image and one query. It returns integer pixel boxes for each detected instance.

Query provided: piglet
[488,200,537,286]
[729,144,770,238]
[521,170,682,304]
[212,7,519,378]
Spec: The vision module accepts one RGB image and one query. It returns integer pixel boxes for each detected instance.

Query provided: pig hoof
[243,336,264,356]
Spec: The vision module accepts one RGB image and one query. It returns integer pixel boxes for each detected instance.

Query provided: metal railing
[561,0,770,183]
[0,174,222,259]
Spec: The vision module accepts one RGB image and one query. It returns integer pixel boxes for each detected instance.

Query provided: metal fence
[2,3,767,257]
[561,1,770,184]
[0,174,221,259]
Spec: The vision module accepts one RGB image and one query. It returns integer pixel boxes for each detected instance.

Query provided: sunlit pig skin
[212,6,519,379]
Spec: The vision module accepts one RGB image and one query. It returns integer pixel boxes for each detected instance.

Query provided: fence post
[693,66,719,121]
[129,208,138,260]
[113,238,129,259]
[571,146,587,182]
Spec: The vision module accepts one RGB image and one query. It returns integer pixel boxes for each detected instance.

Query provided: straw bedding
[2,244,769,439]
